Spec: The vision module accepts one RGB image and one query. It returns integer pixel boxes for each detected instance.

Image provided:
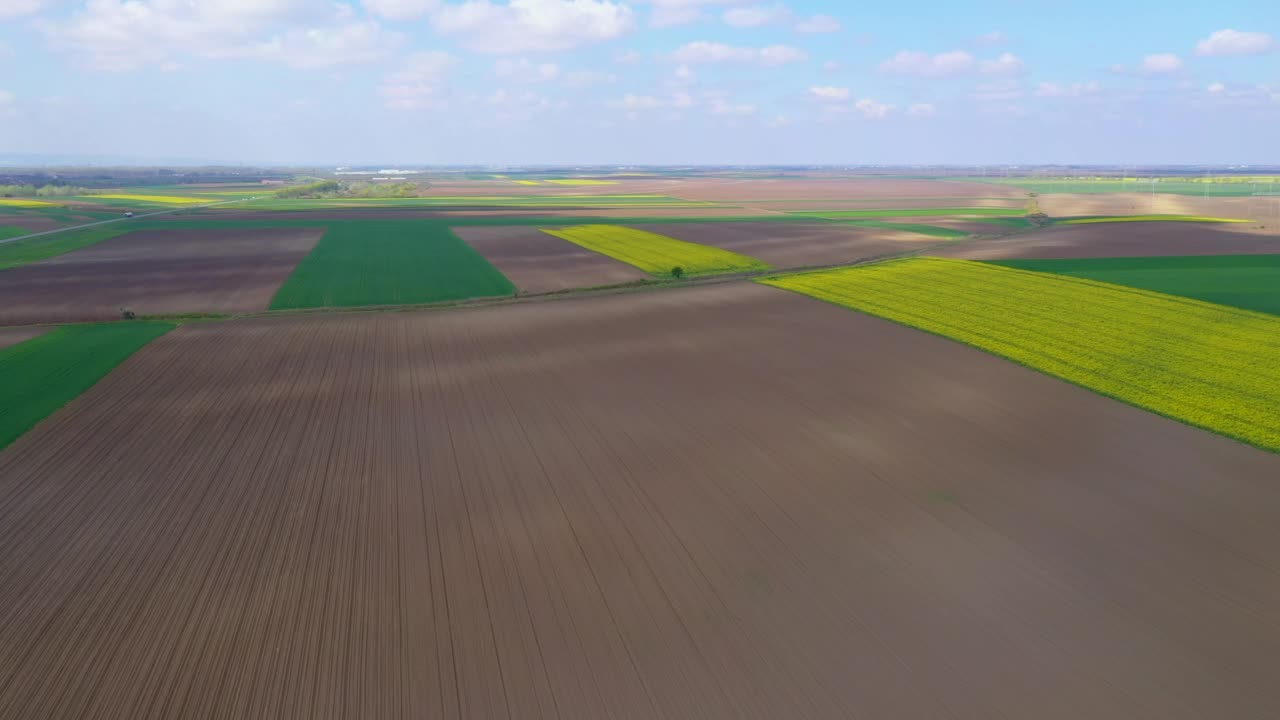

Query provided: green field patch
[1056,215,1251,225]
[543,224,769,276]
[270,221,515,310]
[836,220,968,238]
[0,322,175,450]
[0,226,133,270]
[761,257,1280,452]
[990,254,1280,316]
[233,194,712,211]
[798,207,1025,220]
[0,226,27,241]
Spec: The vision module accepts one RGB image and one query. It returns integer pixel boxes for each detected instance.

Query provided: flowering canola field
[543,225,769,276]
[92,194,210,204]
[760,257,1280,451]
[0,198,58,207]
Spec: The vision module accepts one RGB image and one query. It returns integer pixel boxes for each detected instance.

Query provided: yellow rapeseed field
[0,198,58,207]
[761,257,1280,451]
[543,225,769,276]
[92,194,210,204]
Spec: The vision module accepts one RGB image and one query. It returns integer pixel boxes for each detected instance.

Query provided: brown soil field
[1039,193,1280,225]
[665,178,1027,202]
[0,326,47,350]
[0,216,64,234]
[935,221,1280,260]
[635,221,942,268]
[2,283,1278,719]
[454,226,648,293]
[0,227,322,325]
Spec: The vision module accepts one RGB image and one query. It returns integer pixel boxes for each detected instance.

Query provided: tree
[670,266,685,279]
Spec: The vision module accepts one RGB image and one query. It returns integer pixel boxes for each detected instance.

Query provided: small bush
[671,266,685,279]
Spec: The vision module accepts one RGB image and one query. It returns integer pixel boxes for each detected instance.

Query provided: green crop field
[761,257,1280,451]
[543,225,769,276]
[797,207,1025,220]
[0,226,132,270]
[966,216,1038,230]
[270,221,515,309]
[1056,215,1251,225]
[990,254,1280,316]
[837,220,968,238]
[0,226,26,241]
[0,322,175,449]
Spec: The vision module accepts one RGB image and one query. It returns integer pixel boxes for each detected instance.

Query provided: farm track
[1,283,1279,718]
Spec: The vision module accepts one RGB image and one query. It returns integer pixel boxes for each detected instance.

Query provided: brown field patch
[0,227,322,324]
[1039,193,1279,225]
[0,216,64,234]
[0,326,47,350]
[453,225,648,293]
[636,221,940,268]
[1,283,1278,718]
[935,221,1280,260]
[666,178,1027,203]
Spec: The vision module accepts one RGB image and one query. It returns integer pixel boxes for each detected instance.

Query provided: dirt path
[0,283,1278,718]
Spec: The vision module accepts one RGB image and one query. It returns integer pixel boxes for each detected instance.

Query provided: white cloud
[1194,29,1277,57]
[613,93,664,110]
[907,103,935,116]
[363,0,439,20]
[709,97,755,115]
[0,0,46,20]
[1140,53,1182,74]
[0,90,13,105]
[43,0,393,72]
[808,86,849,101]
[672,63,696,84]
[975,31,1004,46]
[879,50,974,77]
[1035,81,1099,98]
[381,50,455,109]
[431,0,635,54]
[854,98,893,119]
[646,0,741,28]
[670,41,806,66]
[1207,82,1225,94]
[794,13,838,33]
[247,20,400,69]
[979,52,1024,75]
[563,69,616,87]
[494,58,560,81]
[722,3,788,28]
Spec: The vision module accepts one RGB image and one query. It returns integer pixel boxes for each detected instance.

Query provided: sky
[0,0,1277,166]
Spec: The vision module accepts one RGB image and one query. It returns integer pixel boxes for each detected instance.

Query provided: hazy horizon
[1,0,1277,165]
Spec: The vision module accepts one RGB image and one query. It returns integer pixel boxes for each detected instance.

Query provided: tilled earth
[1,282,1278,718]
[0,227,322,324]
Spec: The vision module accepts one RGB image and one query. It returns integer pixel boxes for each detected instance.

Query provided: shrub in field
[671,266,685,279]
[761,257,1280,451]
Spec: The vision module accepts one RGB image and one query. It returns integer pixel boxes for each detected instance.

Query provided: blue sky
[0,0,1276,165]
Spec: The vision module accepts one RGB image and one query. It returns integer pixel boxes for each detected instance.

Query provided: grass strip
[989,254,1280,316]
[0,226,132,270]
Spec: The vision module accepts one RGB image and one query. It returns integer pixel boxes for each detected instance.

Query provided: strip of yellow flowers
[760,257,1280,452]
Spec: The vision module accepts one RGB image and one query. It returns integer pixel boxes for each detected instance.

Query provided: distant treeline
[275,180,420,199]
[0,184,92,197]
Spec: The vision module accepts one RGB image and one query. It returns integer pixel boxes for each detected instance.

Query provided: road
[0,198,253,246]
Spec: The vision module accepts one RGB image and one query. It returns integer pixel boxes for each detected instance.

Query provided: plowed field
[453,226,647,293]
[1,284,1278,718]
[936,221,1280,260]
[0,227,322,324]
